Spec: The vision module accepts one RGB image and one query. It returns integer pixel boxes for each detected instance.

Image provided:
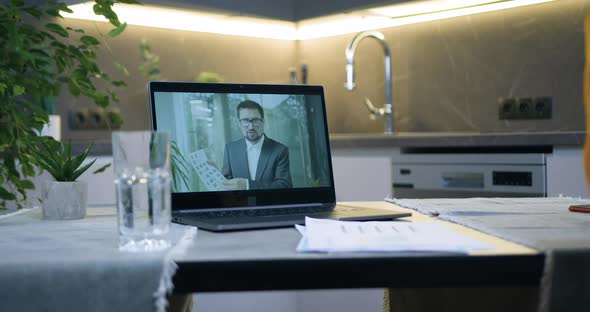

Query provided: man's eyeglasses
[239,118,263,127]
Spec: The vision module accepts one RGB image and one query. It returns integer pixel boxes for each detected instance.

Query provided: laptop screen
[149,82,335,210]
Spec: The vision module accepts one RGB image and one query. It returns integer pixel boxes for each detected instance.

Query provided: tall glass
[112,131,171,252]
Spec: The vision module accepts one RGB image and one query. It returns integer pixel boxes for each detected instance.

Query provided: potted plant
[36,139,109,220]
[0,0,140,209]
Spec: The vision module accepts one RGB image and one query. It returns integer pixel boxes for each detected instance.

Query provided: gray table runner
[388,197,590,312]
[0,206,196,312]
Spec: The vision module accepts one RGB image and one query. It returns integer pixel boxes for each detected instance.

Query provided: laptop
[149,81,411,231]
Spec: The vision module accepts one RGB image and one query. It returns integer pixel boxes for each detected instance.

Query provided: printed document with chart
[296,217,492,253]
[189,149,226,191]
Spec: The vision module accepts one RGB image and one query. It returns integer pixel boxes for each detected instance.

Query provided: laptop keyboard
[184,206,333,219]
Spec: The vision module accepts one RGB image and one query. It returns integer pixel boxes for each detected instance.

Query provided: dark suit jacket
[221,136,292,189]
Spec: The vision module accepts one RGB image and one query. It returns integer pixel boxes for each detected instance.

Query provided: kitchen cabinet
[78,156,116,205]
[546,147,590,198]
[75,139,590,204]
[331,147,394,201]
[331,143,590,200]
[142,0,295,20]
[140,0,409,21]
[294,0,407,20]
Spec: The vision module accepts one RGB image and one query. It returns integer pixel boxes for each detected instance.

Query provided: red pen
[568,204,590,213]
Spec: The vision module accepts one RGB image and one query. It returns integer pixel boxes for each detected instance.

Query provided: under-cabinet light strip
[368,0,504,19]
[297,0,554,39]
[63,0,555,40]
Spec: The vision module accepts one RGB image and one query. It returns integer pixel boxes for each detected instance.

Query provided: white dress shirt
[246,134,265,181]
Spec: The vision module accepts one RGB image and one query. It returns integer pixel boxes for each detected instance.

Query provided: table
[4,200,572,312]
[172,201,544,293]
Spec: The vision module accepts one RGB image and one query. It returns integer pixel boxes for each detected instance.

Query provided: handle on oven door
[441,172,484,188]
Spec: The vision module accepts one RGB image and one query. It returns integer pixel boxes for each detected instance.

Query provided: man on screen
[221,100,292,190]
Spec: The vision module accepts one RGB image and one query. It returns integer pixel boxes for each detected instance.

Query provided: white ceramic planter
[42,181,87,220]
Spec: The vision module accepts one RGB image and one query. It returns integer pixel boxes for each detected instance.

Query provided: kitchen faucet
[344,31,393,134]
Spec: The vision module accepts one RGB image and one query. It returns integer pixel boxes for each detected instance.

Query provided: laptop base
[173,205,411,232]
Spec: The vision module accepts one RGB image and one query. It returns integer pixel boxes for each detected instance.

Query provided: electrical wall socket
[68,108,88,130]
[68,107,122,130]
[498,96,552,120]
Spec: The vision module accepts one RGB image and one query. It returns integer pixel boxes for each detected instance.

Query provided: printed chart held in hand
[189,150,226,191]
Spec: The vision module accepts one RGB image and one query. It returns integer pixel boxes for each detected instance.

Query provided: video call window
[154,92,332,193]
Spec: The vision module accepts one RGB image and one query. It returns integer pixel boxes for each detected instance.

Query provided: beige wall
[58,0,590,141]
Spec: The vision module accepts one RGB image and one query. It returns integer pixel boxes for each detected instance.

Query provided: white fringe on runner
[154,226,198,312]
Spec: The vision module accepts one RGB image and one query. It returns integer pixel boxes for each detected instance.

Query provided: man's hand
[223,178,248,190]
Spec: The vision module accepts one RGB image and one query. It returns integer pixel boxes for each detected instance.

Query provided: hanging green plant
[0,0,140,208]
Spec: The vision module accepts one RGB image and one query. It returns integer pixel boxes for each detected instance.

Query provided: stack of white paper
[296,217,493,253]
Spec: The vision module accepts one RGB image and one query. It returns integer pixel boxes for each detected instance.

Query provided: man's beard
[246,130,261,142]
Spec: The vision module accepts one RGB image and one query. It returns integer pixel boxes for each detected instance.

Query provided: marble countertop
[329,131,586,149]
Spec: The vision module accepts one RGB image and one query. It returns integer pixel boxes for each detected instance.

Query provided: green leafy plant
[0,0,140,208]
[309,179,321,187]
[193,71,224,83]
[36,140,110,182]
[170,140,191,192]
[139,38,161,80]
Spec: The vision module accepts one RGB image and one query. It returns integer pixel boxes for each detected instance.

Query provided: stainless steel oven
[392,149,546,198]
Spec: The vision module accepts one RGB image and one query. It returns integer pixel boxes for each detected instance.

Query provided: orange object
[584,14,590,186]
[569,204,590,213]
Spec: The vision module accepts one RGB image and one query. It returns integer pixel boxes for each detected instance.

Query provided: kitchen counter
[329,131,585,149]
[78,131,586,155]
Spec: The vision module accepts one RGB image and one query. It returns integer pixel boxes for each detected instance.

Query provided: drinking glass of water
[112,131,171,252]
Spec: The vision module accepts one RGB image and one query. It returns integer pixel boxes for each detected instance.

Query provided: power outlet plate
[68,107,122,130]
[498,96,552,120]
